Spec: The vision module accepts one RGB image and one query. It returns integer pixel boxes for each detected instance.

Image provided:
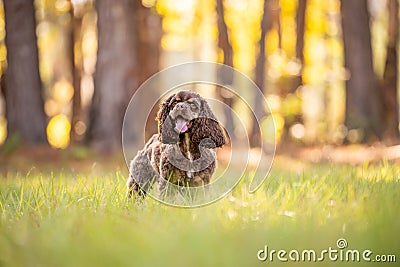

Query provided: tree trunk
[293,0,307,92]
[70,4,84,143]
[281,0,306,143]
[3,0,47,145]
[135,2,162,140]
[382,0,399,141]
[216,0,235,140]
[135,4,161,85]
[340,0,382,142]
[250,0,271,147]
[87,0,137,151]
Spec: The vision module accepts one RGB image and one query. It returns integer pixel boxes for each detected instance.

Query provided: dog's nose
[176,103,185,110]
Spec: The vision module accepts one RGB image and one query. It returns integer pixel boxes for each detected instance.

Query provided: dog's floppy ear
[157,93,179,144]
[191,98,226,148]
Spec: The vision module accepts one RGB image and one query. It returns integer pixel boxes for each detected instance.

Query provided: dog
[127,90,226,199]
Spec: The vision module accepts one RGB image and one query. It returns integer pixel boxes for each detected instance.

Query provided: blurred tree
[216,0,235,141]
[216,0,233,69]
[381,0,399,141]
[250,0,269,147]
[293,0,307,91]
[70,1,85,143]
[86,0,137,151]
[281,0,306,143]
[135,2,162,139]
[340,0,382,142]
[3,0,47,145]
[135,2,161,85]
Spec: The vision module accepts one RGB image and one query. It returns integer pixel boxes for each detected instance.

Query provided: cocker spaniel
[127,90,227,199]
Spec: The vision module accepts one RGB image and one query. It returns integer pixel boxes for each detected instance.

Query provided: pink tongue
[175,118,188,133]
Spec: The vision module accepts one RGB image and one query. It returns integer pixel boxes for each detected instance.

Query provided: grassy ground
[0,156,399,267]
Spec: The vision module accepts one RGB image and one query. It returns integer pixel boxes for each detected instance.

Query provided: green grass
[0,160,399,267]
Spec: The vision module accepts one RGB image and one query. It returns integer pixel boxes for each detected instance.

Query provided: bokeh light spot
[47,114,71,149]
[0,116,6,145]
[52,79,74,104]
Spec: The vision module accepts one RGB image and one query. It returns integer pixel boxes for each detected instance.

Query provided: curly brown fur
[127,90,226,199]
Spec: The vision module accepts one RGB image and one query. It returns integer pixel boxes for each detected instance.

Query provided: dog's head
[157,90,226,148]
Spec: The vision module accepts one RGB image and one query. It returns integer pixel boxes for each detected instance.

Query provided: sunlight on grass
[0,163,399,267]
